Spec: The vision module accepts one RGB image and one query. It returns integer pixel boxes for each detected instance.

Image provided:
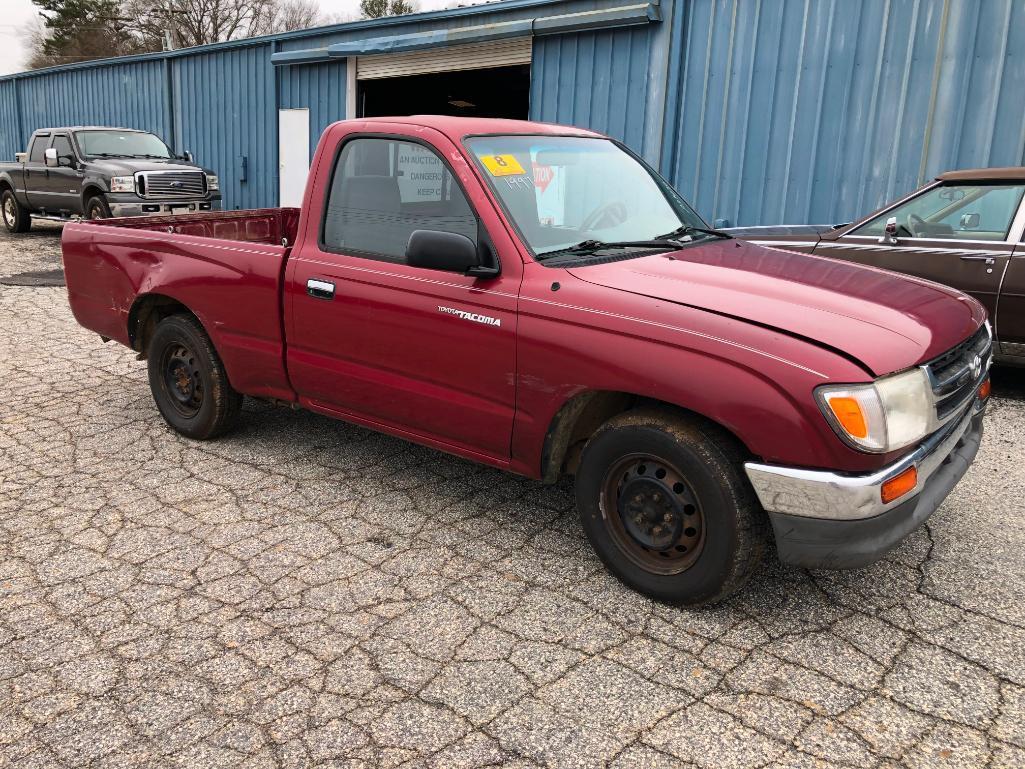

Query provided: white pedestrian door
[278,109,310,207]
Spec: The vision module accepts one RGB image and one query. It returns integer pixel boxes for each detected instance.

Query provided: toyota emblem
[970,354,983,380]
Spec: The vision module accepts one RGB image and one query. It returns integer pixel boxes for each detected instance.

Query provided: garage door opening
[359,64,530,120]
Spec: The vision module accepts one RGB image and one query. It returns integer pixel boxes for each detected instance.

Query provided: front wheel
[1,189,31,233]
[86,195,112,220]
[575,409,767,606]
[147,314,242,440]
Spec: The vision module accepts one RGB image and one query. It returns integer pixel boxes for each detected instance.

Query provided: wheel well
[82,186,104,207]
[128,294,195,357]
[540,391,751,483]
[0,180,12,194]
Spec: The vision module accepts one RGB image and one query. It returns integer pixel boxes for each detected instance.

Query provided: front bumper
[106,194,222,217]
[745,401,984,569]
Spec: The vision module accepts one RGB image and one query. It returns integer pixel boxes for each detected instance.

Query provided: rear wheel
[1,189,31,233]
[86,195,111,220]
[147,314,242,439]
[575,409,767,606]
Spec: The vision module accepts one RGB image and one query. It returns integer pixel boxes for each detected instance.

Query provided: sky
[0,0,460,76]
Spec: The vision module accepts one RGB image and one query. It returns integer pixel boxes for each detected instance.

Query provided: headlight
[109,176,135,193]
[206,174,219,191]
[816,368,932,453]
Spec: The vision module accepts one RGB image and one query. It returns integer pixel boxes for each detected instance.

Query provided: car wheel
[147,314,243,440]
[1,189,31,233]
[86,195,112,220]
[575,408,767,606]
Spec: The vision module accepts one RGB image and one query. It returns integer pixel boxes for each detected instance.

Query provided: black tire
[1,188,31,233]
[575,408,767,606]
[86,195,112,220]
[146,314,242,440]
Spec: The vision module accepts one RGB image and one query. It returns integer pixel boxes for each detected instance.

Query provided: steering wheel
[907,213,926,238]
[581,201,629,232]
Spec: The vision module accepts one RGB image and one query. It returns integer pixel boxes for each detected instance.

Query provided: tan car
[728,168,1025,365]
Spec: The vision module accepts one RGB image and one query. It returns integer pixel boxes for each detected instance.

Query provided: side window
[51,135,74,162]
[322,138,477,262]
[28,136,48,164]
[856,183,1025,242]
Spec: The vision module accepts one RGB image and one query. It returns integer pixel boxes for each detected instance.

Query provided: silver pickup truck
[0,126,221,233]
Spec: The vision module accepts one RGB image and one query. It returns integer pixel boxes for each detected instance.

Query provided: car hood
[88,158,212,175]
[566,239,986,376]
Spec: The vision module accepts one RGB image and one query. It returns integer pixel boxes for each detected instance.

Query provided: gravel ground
[2,224,1024,769]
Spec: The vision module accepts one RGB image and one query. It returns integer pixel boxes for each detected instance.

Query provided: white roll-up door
[356,38,532,80]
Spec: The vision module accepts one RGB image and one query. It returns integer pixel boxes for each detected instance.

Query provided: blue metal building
[1,0,1023,226]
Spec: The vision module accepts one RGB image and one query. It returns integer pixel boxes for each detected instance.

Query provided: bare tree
[360,0,417,19]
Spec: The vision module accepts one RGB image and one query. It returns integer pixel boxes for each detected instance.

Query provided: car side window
[321,138,478,263]
[28,136,48,164]
[51,135,74,163]
[855,183,1025,242]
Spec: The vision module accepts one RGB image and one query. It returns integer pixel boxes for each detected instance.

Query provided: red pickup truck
[62,116,992,606]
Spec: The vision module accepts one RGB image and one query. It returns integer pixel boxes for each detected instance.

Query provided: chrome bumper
[745,399,982,521]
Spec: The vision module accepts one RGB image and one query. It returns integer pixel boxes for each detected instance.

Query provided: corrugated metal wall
[661,0,1025,227]
[173,45,276,210]
[1,0,1023,220]
[0,59,171,160]
[278,59,347,149]
[530,26,656,157]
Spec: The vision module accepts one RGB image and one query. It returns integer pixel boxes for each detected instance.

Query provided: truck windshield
[74,130,172,159]
[465,135,706,257]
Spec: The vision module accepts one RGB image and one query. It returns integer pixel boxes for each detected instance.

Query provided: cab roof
[350,115,605,140]
[937,167,1025,182]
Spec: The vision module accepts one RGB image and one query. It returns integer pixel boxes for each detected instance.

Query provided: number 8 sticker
[481,154,526,177]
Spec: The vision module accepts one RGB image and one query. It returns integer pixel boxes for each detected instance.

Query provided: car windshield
[74,130,172,159]
[464,135,706,257]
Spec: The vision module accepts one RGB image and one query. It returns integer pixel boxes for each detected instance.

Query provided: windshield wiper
[655,224,733,241]
[537,239,685,260]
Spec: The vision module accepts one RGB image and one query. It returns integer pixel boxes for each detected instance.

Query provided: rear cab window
[320,137,477,263]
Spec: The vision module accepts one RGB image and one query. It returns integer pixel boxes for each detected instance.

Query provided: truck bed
[62,208,302,402]
[92,207,301,247]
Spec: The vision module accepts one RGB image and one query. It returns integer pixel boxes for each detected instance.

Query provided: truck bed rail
[84,207,301,247]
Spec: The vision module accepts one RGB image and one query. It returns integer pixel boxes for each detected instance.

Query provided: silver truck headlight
[206,174,219,191]
[109,176,135,193]
[816,368,931,453]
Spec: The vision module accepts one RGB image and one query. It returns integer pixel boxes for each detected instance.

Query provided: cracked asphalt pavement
[2,224,1025,769]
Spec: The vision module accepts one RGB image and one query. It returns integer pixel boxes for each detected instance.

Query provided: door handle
[306,278,335,300]
[959,255,996,265]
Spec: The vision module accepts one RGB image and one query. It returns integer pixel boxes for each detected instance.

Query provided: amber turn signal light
[881,466,918,504]
[978,377,991,400]
[826,396,869,439]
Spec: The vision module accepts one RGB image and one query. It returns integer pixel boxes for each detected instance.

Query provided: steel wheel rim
[159,342,204,418]
[2,196,14,228]
[600,453,706,575]
[89,203,105,220]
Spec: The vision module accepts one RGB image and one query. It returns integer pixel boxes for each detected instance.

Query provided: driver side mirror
[406,230,480,274]
[959,212,980,230]
[181,150,194,163]
[879,216,899,246]
[43,148,58,168]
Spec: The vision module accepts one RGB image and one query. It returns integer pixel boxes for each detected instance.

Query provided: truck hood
[566,239,986,376]
[87,158,213,175]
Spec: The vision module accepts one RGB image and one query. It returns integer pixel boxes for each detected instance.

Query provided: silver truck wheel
[1,189,31,233]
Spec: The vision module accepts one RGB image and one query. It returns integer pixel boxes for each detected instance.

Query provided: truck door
[285,128,522,463]
[36,134,82,214]
[23,133,50,209]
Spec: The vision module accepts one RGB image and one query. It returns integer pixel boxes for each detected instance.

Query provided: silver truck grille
[925,324,992,424]
[137,171,206,199]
